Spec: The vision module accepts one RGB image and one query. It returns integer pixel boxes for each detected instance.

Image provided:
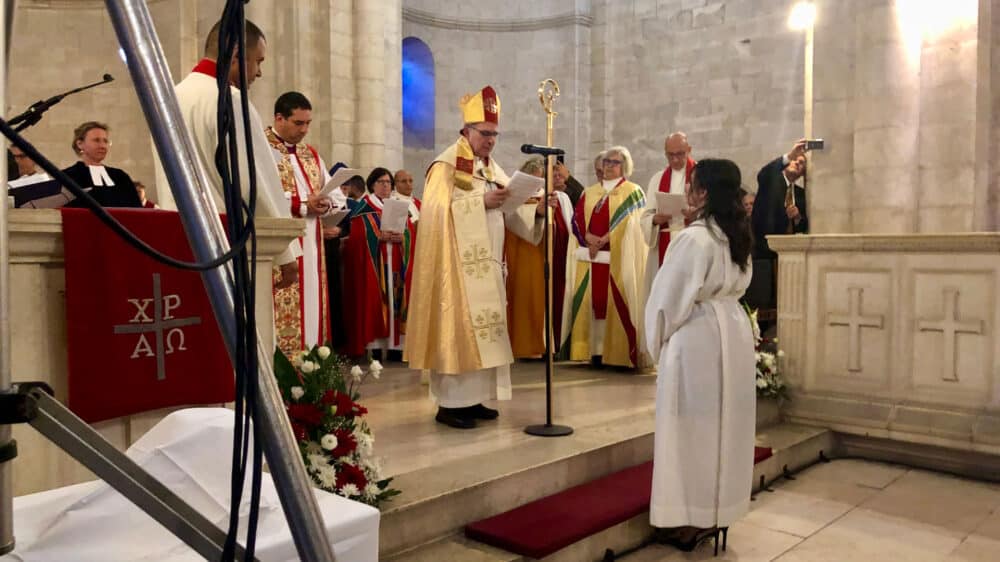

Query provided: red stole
[656,158,696,264]
[577,179,624,320]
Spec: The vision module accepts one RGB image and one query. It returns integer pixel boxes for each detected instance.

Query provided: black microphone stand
[8,74,114,132]
[524,79,573,438]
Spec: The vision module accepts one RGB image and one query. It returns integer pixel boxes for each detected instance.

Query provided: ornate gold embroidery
[461,243,493,279]
[473,307,504,343]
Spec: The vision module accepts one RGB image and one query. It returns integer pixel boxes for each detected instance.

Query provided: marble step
[378,409,657,558]
[387,422,831,561]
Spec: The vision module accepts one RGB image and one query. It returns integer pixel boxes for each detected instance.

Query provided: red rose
[287,403,324,427]
[330,428,357,457]
[290,422,308,441]
[322,390,360,418]
[335,463,368,491]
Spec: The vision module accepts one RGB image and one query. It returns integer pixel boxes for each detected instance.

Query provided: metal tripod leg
[6,385,252,560]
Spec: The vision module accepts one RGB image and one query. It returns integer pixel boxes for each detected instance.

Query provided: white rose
[300,361,316,374]
[317,346,331,360]
[351,365,363,382]
[756,378,768,389]
[371,368,381,380]
[320,433,339,451]
[370,360,383,372]
[290,386,305,400]
[777,350,786,357]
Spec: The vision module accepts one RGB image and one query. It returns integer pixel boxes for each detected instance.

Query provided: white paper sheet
[321,208,351,228]
[318,167,361,198]
[656,192,688,232]
[380,199,411,233]
[499,171,545,214]
[573,247,611,264]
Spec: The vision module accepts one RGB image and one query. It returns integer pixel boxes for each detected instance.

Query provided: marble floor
[628,458,1000,562]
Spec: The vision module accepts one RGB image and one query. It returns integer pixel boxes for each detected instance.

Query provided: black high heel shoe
[712,527,729,556]
[658,526,718,552]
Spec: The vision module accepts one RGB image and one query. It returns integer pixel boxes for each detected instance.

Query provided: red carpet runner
[465,446,773,559]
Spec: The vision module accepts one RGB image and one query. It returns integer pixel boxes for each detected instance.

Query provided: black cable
[214,1,264,560]
[0,120,256,271]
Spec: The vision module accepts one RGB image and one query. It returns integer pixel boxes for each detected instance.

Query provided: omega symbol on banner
[113,273,202,380]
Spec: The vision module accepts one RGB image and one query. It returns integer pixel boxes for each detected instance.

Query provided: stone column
[382,0,403,170]
[851,1,921,233]
[810,0,857,233]
[328,0,357,165]
[353,0,386,167]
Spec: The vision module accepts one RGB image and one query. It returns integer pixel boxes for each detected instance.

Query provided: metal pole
[26,389,250,561]
[103,2,335,560]
[0,0,14,553]
[525,79,571,438]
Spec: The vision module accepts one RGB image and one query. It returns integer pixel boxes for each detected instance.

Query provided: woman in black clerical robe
[62,121,142,208]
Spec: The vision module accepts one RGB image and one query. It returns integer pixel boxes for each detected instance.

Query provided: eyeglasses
[468,126,501,138]
[602,159,623,166]
[666,151,687,159]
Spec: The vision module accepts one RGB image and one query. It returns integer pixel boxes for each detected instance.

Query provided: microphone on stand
[8,74,116,132]
[521,144,565,157]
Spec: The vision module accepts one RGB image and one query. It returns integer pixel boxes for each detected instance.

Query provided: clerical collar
[269,128,297,152]
[393,192,413,202]
[192,58,218,78]
[87,164,115,187]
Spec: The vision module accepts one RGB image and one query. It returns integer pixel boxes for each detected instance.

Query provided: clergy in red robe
[641,132,695,292]
[392,169,422,223]
[342,167,416,358]
[266,92,336,358]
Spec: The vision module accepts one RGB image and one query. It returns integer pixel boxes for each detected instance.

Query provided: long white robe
[640,167,687,298]
[644,218,755,528]
[152,69,299,265]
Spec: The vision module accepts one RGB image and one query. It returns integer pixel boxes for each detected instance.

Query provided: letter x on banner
[61,208,234,423]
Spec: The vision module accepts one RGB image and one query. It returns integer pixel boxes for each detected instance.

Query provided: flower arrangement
[274,345,400,507]
[744,304,789,401]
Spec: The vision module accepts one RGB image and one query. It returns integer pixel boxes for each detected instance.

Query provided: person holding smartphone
[745,140,811,331]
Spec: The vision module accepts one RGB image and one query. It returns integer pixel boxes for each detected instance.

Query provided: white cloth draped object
[2,408,379,562]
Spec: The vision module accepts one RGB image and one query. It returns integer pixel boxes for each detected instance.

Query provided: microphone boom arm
[8,74,115,131]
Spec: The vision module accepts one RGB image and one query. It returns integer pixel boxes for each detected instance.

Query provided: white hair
[604,145,634,178]
[519,156,545,176]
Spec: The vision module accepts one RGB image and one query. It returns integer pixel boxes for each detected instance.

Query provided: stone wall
[810,0,985,233]
[595,0,806,192]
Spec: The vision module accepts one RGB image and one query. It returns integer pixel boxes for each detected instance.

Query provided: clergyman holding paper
[405,85,544,430]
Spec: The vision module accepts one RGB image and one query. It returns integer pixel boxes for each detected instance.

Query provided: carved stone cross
[827,286,884,372]
[917,287,983,382]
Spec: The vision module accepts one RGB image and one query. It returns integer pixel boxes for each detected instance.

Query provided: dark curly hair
[691,158,753,271]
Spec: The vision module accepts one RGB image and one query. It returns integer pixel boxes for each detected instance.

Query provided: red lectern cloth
[61,208,234,423]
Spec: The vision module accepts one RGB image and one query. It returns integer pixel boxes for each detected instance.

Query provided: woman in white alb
[644,158,756,552]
